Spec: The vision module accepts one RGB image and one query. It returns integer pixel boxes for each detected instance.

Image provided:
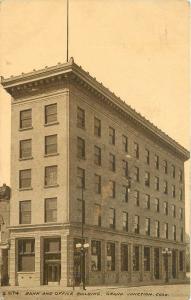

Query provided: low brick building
[1,58,189,287]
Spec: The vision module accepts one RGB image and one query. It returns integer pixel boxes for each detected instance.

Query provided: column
[9,237,16,286]
[150,247,154,281]
[159,247,163,280]
[101,240,106,284]
[60,234,68,286]
[0,248,2,286]
[35,235,41,286]
[115,241,120,284]
[67,236,74,287]
[128,243,132,282]
[140,245,143,281]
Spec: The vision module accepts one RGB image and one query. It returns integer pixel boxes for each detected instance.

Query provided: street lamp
[162,248,172,283]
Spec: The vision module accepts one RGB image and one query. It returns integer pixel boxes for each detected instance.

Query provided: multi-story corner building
[0,184,10,286]
[1,58,189,287]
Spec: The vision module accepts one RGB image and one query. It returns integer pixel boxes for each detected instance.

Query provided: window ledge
[19,127,33,132]
[44,184,59,189]
[17,272,35,274]
[19,187,33,191]
[44,122,59,127]
[19,157,33,161]
[44,153,59,158]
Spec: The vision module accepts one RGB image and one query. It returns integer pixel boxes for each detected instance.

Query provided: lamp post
[162,248,172,283]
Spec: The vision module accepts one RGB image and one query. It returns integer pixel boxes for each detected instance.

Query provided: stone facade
[1,58,189,287]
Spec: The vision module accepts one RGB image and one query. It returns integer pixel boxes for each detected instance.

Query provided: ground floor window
[179,251,184,271]
[91,240,101,271]
[144,247,150,271]
[133,245,139,271]
[106,242,115,271]
[18,239,35,272]
[121,244,128,271]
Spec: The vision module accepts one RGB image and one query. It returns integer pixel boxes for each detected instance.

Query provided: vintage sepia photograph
[0,0,190,299]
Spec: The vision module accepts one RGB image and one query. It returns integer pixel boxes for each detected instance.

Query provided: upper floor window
[145,149,150,164]
[45,135,57,155]
[172,185,176,198]
[94,204,101,226]
[163,160,168,174]
[145,172,150,187]
[45,166,57,186]
[164,223,168,239]
[20,139,32,159]
[77,107,85,129]
[106,242,115,271]
[91,240,101,271]
[122,212,128,232]
[172,205,176,218]
[134,167,139,182]
[122,135,128,153]
[19,169,31,189]
[45,198,57,223]
[179,251,184,271]
[171,165,175,178]
[77,167,85,189]
[134,142,139,159]
[154,176,159,191]
[144,194,150,209]
[134,215,139,234]
[121,244,128,271]
[144,247,150,271]
[180,227,184,242]
[164,201,168,215]
[145,218,150,236]
[109,127,115,145]
[163,180,168,194]
[94,146,101,166]
[179,170,183,182]
[154,154,159,169]
[77,137,85,159]
[20,109,32,129]
[109,180,116,198]
[45,103,57,124]
[154,198,160,212]
[122,160,128,178]
[134,190,140,206]
[19,200,31,224]
[109,208,115,229]
[154,221,160,238]
[122,185,129,202]
[172,225,176,241]
[179,188,183,201]
[179,208,183,220]
[109,153,116,172]
[94,174,101,194]
[94,117,101,137]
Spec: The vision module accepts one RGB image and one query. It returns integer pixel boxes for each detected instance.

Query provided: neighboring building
[1,58,189,287]
[0,184,10,286]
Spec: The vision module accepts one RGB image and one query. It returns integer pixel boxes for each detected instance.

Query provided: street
[0,284,190,300]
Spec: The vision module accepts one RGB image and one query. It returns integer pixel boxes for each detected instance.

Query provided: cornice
[1,57,189,161]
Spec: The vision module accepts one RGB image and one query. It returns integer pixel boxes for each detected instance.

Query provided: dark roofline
[1,57,190,161]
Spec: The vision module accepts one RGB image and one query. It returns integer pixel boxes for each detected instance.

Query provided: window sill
[44,122,59,127]
[17,272,35,274]
[44,184,59,189]
[19,187,33,191]
[44,153,59,158]
[19,127,33,132]
[19,157,33,161]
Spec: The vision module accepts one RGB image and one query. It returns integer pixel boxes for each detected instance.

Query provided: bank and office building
[1,58,189,287]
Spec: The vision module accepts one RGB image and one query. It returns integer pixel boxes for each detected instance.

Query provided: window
[172,165,175,178]
[164,223,168,239]
[109,127,115,145]
[18,239,35,272]
[122,160,128,177]
[94,204,101,226]
[154,221,160,238]
[19,201,31,224]
[164,202,168,215]
[121,244,128,271]
[94,146,101,166]
[77,167,85,189]
[77,107,85,128]
[45,166,57,186]
[179,208,183,220]
[77,137,85,159]
[20,109,32,129]
[145,218,150,236]
[145,172,150,187]
[109,153,115,172]
[19,169,31,189]
[155,198,160,212]
[45,198,57,223]
[154,155,159,169]
[122,135,128,153]
[172,205,176,218]
[172,225,176,241]
[145,149,150,164]
[172,185,176,198]
[133,246,139,271]
[91,240,101,271]
[122,185,129,202]
[109,208,115,229]
[154,177,159,191]
[20,139,32,159]
[77,198,85,224]
[122,212,128,231]
[179,170,183,182]
[179,189,183,201]
[180,227,184,242]
[106,242,115,271]
[145,194,150,209]
[134,190,140,206]
[134,142,139,159]
[134,167,139,182]
[179,251,184,271]
[144,247,150,271]
[45,135,57,155]
[94,117,101,137]
[134,215,139,234]
[45,103,57,124]
[163,160,168,174]
[109,180,115,198]
[94,174,101,194]
[163,180,168,194]
[44,238,61,253]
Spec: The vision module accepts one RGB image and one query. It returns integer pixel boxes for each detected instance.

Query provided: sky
[0,0,190,231]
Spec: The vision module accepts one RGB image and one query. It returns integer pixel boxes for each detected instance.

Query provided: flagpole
[67,0,69,61]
